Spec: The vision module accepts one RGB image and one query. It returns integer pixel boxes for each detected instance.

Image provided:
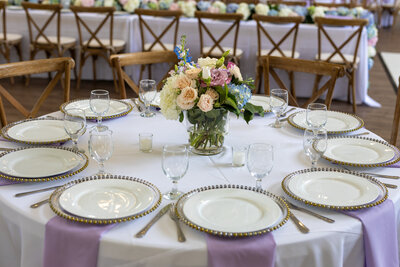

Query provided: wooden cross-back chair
[313,2,354,8]
[253,14,303,95]
[391,77,400,146]
[194,11,243,65]
[262,56,345,109]
[70,6,125,90]
[21,2,76,80]
[314,17,367,113]
[110,51,178,99]
[267,1,307,6]
[0,1,23,85]
[0,57,74,127]
[380,0,400,27]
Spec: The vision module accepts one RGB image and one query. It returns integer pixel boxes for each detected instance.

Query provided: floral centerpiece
[160,36,263,155]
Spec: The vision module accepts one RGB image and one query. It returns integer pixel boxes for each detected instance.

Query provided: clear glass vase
[185,108,229,156]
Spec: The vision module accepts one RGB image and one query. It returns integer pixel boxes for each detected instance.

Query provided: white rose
[212,1,226,13]
[255,3,269,15]
[104,0,114,7]
[237,3,250,20]
[230,65,243,81]
[198,57,218,68]
[202,67,211,80]
[279,8,292,17]
[123,0,140,12]
[368,46,376,58]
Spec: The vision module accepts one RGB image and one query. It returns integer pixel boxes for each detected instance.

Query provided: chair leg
[139,65,145,81]
[255,63,262,94]
[76,52,85,90]
[69,48,78,80]
[45,50,52,80]
[148,64,152,79]
[25,49,37,87]
[3,45,14,85]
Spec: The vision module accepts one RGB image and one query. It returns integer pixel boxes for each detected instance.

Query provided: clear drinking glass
[88,128,113,176]
[306,103,327,131]
[90,89,110,130]
[64,108,86,153]
[270,89,288,128]
[246,143,274,190]
[303,128,328,168]
[162,145,189,200]
[139,79,157,118]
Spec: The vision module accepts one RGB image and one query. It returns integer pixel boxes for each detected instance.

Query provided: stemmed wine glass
[246,143,274,190]
[90,89,110,130]
[303,128,328,168]
[162,145,189,200]
[139,79,157,118]
[270,89,288,128]
[64,108,86,153]
[88,128,113,176]
[306,103,327,132]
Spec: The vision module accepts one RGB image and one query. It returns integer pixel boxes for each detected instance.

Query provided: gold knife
[135,203,172,238]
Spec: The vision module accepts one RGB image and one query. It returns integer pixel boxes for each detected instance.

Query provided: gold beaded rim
[175,184,290,237]
[49,175,162,224]
[287,110,364,134]
[321,136,400,167]
[60,98,133,120]
[0,146,88,182]
[1,118,71,145]
[282,167,388,210]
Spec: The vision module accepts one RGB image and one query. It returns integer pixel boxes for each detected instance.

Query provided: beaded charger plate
[287,110,364,134]
[175,185,289,237]
[282,168,388,210]
[60,99,133,120]
[317,136,400,167]
[1,118,70,145]
[0,147,88,182]
[50,175,162,224]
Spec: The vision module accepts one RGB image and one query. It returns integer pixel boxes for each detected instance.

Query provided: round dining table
[0,101,399,267]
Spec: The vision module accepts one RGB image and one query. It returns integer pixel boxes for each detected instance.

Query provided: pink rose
[169,2,180,10]
[177,95,195,110]
[197,94,213,112]
[175,74,194,89]
[205,88,219,101]
[210,68,231,86]
[368,36,378,47]
[185,68,201,79]
[81,0,94,7]
[180,86,198,102]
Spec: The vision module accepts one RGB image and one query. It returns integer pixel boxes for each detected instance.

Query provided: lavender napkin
[43,216,116,267]
[343,200,399,267]
[206,233,276,267]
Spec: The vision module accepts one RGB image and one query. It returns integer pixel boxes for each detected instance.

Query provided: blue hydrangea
[226,3,239,13]
[291,6,307,17]
[159,1,170,10]
[197,1,210,11]
[278,4,288,11]
[368,57,374,70]
[325,10,338,16]
[268,9,279,16]
[367,26,377,39]
[228,84,252,109]
[337,7,350,16]
[140,3,150,9]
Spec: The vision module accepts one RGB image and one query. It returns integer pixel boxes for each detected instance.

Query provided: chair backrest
[194,11,243,57]
[268,1,307,6]
[253,15,303,58]
[110,51,178,99]
[70,6,115,51]
[22,2,62,50]
[135,9,182,52]
[313,2,354,8]
[391,77,400,146]
[315,17,367,69]
[0,57,74,127]
[262,56,344,109]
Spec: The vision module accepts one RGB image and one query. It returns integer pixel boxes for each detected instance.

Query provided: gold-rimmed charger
[0,146,88,182]
[282,168,388,210]
[1,118,70,145]
[60,98,133,120]
[49,175,162,224]
[175,184,289,237]
[287,110,364,134]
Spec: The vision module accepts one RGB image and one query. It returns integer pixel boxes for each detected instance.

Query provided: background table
[0,104,398,267]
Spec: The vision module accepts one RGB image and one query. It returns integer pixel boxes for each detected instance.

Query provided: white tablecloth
[4,9,378,106]
[0,104,399,267]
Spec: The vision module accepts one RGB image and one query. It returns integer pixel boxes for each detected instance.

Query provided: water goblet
[270,89,288,128]
[139,79,157,118]
[306,103,327,131]
[303,127,328,168]
[246,143,274,190]
[63,108,86,153]
[88,128,113,176]
[90,89,110,130]
[162,145,189,200]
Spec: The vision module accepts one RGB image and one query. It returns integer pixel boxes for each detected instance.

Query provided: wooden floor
[1,20,399,143]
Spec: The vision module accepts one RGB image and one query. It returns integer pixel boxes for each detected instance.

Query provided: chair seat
[316,52,360,66]
[84,39,125,50]
[260,49,300,59]
[36,36,76,46]
[203,46,243,57]
[0,33,22,44]
[144,43,174,51]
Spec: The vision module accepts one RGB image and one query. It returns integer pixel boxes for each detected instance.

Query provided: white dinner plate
[288,111,364,134]
[0,147,83,178]
[59,179,158,219]
[177,186,288,235]
[60,99,132,120]
[2,119,70,144]
[248,95,285,112]
[320,137,396,166]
